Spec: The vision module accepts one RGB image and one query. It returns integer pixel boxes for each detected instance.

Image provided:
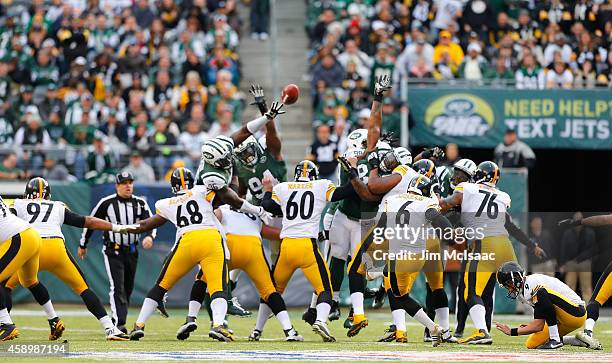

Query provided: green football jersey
[338,158,379,219]
[438,165,454,198]
[236,149,287,205]
[195,160,232,190]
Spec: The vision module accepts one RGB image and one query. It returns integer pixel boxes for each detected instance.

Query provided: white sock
[413,308,436,331]
[276,310,292,331]
[246,116,269,134]
[350,292,364,315]
[549,324,560,341]
[255,302,272,331]
[435,307,450,331]
[229,270,241,283]
[585,318,596,331]
[468,304,488,332]
[332,291,340,302]
[392,309,406,331]
[42,301,58,319]
[136,298,158,325]
[211,297,228,326]
[316,302,331,322]
[188,300,202,318]
[310,293,318,309]
[0,308,13,324]
[99,315,114,330]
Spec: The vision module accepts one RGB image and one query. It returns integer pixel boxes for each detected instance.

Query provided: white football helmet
[234,135,263,167]
[346,128,368,151]
[450,158,478,188]
[201,136,235,170]
[394,147,412,166]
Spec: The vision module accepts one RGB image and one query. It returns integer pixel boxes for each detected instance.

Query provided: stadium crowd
[0,0,252,183]
[305,0,611,138]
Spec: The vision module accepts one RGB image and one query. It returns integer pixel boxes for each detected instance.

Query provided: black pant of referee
[79,172,156,332]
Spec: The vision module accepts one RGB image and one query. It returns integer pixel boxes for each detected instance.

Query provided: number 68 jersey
[272,179,336,239]
[155,185,217,240]
[455,182,511,238]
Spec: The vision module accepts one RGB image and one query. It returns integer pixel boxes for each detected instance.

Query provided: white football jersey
[13,199,67,239]
[218,204,262,237]
[379,164,420,211]
[0,197,30,243]
[456,182,511,237]
[272,179,336,239]
[521,274,584,307]
[384,192,440,252]
[155,185,217,240]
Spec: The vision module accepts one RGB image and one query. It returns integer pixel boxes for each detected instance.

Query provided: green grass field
[3,305,612,362]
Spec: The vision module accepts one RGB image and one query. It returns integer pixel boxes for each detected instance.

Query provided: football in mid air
[281,84,300,105]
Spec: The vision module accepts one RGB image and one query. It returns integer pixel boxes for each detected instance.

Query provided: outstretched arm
[337,156,380,202]
[128,214,168,234]
[439,191,463,211]
[367,166,402,195]
[231,101,285,146]
[366,75,391,152]
[559,214,612,227]
[249,84,283,160]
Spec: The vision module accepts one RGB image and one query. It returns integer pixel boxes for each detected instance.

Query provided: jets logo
[424,94,495,137]
[202,151,214,160]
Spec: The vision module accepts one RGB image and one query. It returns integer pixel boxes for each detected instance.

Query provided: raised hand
[249,84,268,115]
[264,101,286,120]
[374,74,392,98]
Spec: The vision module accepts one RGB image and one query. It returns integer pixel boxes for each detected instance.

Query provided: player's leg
[525,289,566,349]
[227,269,251,317]
[299,238,335,342]
[423,238,454,342]
[459,244,493,345]
[102,251,127,332]
[130,234,200,340]
[346,227,374,336]
[327,211,350,322]
[482,274,496,332]
[576,261,611,348]
[176,269,208,341]
[454,260,468,337]
[244,238,302,341]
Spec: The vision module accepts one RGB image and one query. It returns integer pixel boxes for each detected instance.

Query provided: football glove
[422,146,445,160]
[338,156,359,179]
[249,84,268,115]
[373,75,391,101]
[264,101,286,119]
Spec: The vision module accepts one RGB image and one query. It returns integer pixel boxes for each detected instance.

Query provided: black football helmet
[170,167,195,194]
[407,175,434,197]
[412,159,437,178]
[496,261,525,299]
[25,177,51,200]
[294,160,319,182]
[474,161,501,186]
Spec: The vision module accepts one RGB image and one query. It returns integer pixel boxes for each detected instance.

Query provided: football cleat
[343,308,354,329]
[117,325,128,334]
[157,293,170,318]
[442,329,458,343]
[48,317,65,341]
[431,324,443,347]
[129,323,145,341]
[423,328,433,342]
[537,339,563,349]
[312,320,336,342]
[346,315,368,337]
[228,297,252,317]
[209,324,234,342]
[105,326,129,341]
[378,324,396,342]
[284,328,304,342]
[176,317,197,340]
[248,329,262,341]
[576,331,603,350]
[395,329,408,343]
[0,323,19,341]
[372,285,386,309]
[328,301,341,321]
[458,329,492,345]
[453,330,464,339]
[302,307,316,326]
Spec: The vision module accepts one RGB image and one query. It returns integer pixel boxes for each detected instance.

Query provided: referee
[78,171,156,333]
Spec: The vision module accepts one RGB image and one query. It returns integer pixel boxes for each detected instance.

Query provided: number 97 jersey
[455,182,511,237]
[12,199,67,239]
[155,185,217,240]
[272,179,336,239]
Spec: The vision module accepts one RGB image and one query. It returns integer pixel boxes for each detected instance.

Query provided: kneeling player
[495,261,600,349]
[127,167,268,342]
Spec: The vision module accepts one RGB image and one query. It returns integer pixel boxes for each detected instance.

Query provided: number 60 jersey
[155,185,217,240]
[455,182,511,238]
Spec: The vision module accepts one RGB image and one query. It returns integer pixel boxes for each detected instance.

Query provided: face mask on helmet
[450,169,470,189]
[235,141,260,167]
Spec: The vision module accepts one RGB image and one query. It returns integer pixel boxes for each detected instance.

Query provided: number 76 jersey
[272,179,336,239]
[155,185,217,240]
[455,182,511,238]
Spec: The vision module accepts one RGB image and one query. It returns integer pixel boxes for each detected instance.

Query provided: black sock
[80,289,108,320]
[329,257,346,292]
[266,292,287,315]
[29,283,51,306]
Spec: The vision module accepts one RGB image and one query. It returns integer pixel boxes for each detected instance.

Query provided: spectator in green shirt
[0,152,28,180]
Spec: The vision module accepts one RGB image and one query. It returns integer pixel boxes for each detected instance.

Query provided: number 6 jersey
[271,179,336,239]
[155,185,217,240]
[455,182,511,238]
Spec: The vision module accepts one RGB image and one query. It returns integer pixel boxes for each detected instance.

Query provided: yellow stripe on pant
[0,228,42,288]
[272,237,331,295]
[464,235,517,302]
[225,234,276,300]
[525,290,586,349]
[5,238,89,294]
[592,261,612,306]
[423,238,444,290]
[384,255,426,296]
[157,229,226,295]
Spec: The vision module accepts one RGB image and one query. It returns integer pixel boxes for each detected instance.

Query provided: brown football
[281,84,300,105]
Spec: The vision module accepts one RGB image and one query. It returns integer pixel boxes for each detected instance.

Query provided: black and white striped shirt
[79,194,156,248]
